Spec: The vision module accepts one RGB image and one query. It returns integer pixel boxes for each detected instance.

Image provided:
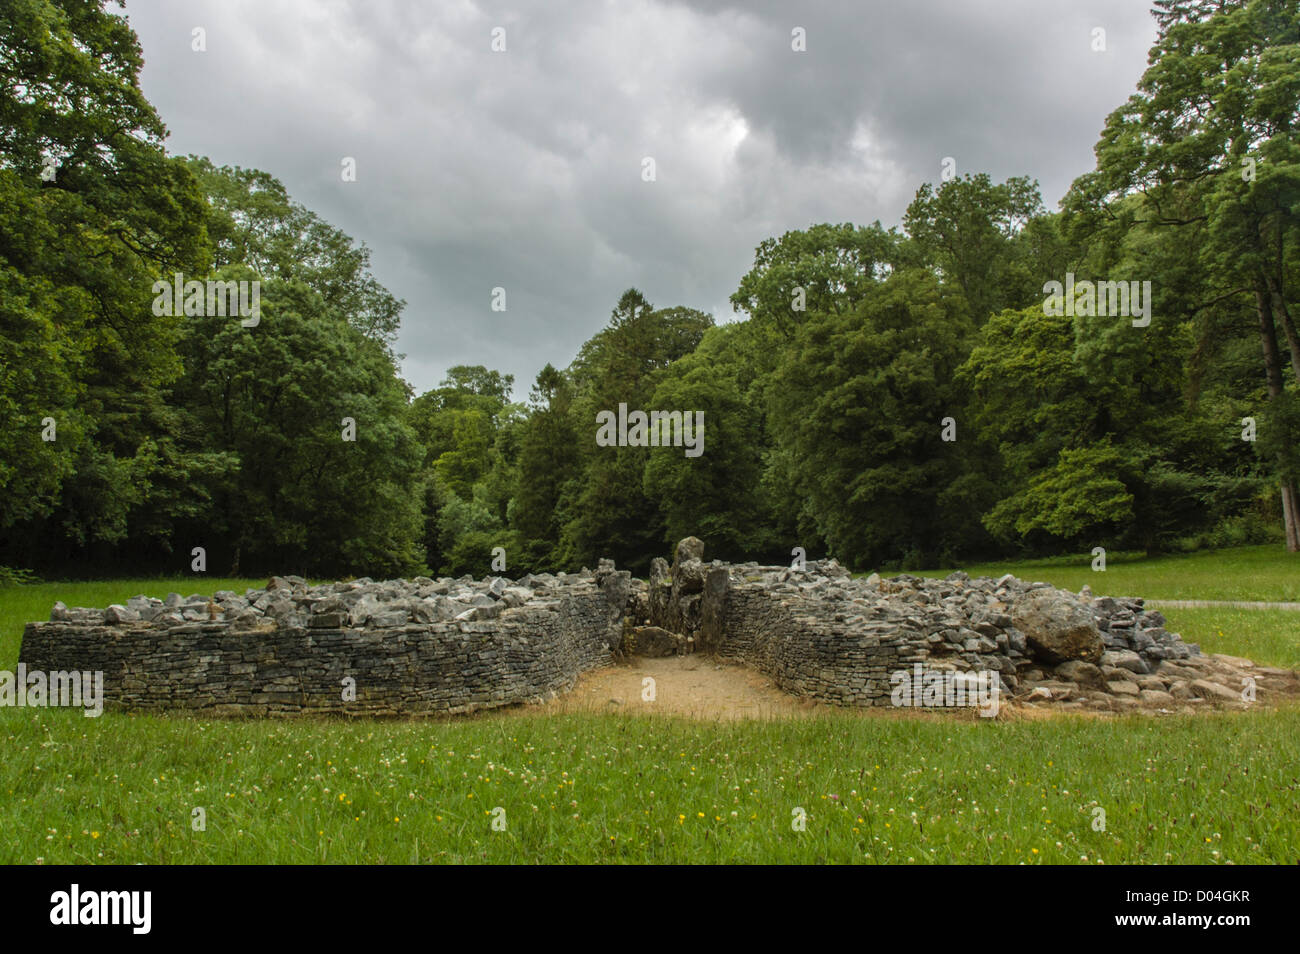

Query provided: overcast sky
[121,0,1159,399]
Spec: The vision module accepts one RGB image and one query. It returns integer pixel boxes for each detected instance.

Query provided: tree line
[1,0,1296,581]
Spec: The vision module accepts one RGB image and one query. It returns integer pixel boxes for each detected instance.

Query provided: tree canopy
[2,0,1295,580]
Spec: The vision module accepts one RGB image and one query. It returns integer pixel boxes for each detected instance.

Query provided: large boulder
[673,559,708,593]
[648,558,672,625]
[697,566,730,651]
[674,537,705,565]
[1012,589,1105,664]
[671,537,708,594]
[628,626,686,658]
[597,566,632,622]
[648,538,712,637]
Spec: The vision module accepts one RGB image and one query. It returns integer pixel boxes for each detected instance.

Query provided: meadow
[915,544,1300,603]
[0,546,1296,865]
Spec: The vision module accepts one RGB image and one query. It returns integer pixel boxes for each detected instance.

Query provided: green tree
[1065,0,1300,549]
[730,223,901,336]
[0,0,214,569]
[902,173,1046,325]
[509,364,580,571]
[559,291,713,572]
[767,269,977,569]
[173,278,425,576]
[407,365,519,571]
[643,323,781,560]
[186,157,405,351]
[964,304,1258,554]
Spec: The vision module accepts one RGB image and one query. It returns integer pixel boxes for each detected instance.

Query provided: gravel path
[1146,599,1300,611]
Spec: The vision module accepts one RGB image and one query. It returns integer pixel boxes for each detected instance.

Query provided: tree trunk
[1264,271,1300,383]
[1284,484,1300,553]
[1256,286,1300,551]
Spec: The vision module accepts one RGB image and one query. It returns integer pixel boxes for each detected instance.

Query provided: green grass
[1,546,1298,864]
[0,577,263,670]
[911,544,1300,602]
[1163,609,1300,670]
[1,706,1296,864]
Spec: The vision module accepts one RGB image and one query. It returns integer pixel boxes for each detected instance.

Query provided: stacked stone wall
[18,571,629,716]
[18,539,1295,716]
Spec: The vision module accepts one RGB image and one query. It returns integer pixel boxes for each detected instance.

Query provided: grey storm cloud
[121,0,1157,398]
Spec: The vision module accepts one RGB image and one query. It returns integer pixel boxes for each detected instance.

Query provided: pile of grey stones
[732,561,1199,669]
[52,571,590,630]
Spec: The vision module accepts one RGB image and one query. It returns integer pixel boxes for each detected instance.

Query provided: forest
[2,0,1297,581]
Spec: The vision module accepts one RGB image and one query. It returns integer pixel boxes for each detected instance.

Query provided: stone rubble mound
[624,537,1298,713]
[54,569,602,631]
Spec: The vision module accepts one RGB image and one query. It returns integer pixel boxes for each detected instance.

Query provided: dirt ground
[537,655,829,720]
[515,654,1299,723]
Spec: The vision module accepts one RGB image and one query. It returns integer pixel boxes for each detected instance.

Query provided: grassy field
[1,706,1296,864]
[0,546,1297,864]
[1161,608,1300,670]
[913,544,1300,603]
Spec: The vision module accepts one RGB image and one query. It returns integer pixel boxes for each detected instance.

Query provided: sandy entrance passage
[539,655,828,720]
[521,655,1300,723]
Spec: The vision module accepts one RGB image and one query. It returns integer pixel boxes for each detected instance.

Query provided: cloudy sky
[121,0,1159,398]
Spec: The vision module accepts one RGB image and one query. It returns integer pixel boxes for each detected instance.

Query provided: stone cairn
[627,537,1297,713]
[18,537,1298,716]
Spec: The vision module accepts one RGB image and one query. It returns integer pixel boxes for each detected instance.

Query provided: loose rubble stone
[1100,649,1149,674]
[103,604,139,624]
[1191,679,1244,704]
[1053,660,1106,689]
[627,626,685,657]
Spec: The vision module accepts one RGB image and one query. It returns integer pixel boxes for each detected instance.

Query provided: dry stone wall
[19,567,632,716]
[703,563,1204,707]
[633,538,1296,712]
[19,538,1298,716]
